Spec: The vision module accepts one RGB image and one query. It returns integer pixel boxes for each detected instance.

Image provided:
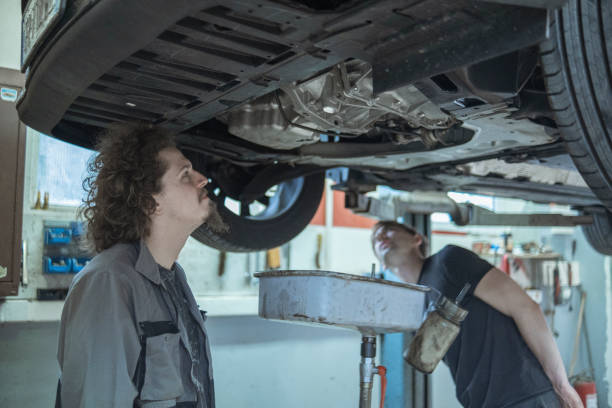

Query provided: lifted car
[18,0,612,254]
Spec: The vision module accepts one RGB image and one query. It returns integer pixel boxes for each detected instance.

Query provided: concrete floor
[0,316,364,408]
[0,321,60,407]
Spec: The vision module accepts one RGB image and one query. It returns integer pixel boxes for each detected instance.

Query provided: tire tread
[540,0,612,210]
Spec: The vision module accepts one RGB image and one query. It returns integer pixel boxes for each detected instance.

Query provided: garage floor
[0,316,367,408]
[0,322,59,406]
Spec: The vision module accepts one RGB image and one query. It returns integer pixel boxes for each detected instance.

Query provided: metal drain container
[255,270,429,335]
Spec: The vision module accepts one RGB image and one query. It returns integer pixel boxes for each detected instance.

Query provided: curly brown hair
[80,124,176,252]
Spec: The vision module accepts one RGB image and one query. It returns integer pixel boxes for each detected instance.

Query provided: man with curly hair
[56,124,227,408]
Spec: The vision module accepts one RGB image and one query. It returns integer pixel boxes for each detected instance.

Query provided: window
[36,132,95,207]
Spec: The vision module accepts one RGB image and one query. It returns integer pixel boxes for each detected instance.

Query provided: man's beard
[204,201,230,233]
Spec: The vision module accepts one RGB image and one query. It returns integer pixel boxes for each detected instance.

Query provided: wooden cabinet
[0,67,26,296]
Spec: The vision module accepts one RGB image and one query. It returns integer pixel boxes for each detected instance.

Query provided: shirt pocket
[140,331,184,401]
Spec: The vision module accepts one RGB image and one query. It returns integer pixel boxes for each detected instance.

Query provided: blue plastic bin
[44,256,73,274]
[45,227,72,245]
[71,257,91,273]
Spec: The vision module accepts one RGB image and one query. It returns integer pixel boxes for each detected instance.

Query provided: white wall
[0,0,21,70]
[548,229,612,406]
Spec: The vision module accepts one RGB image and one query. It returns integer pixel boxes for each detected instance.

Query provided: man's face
[372,224,421,268]
[154,147,212,231]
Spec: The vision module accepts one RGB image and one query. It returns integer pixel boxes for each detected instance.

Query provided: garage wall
[0,0,21,70]
[548,229,612,406]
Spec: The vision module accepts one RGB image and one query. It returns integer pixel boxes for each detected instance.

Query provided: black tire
[191,172,325,252]
[582,210,612,255]
[539,0,612,209]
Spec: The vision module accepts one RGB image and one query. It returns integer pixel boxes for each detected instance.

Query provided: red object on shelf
[573,381,597,408]
[500,254,510,275]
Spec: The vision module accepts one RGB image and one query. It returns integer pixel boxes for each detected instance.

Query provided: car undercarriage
[17,0,612,253]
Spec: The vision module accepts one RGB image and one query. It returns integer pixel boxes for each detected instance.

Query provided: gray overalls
[56,240,215,407]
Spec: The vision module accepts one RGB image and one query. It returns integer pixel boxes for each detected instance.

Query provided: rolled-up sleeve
[58,270,141,407]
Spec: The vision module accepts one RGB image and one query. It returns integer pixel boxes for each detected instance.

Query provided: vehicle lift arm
[345,191,593,227]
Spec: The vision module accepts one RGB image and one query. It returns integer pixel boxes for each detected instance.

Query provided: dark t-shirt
[418,245,553,407]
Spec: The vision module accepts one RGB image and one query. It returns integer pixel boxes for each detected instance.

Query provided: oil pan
[255,270,429,335]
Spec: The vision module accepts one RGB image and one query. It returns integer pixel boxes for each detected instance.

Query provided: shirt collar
[134,239,162,285]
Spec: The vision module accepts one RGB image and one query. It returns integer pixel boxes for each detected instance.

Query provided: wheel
[539,0,612,210]
[582,210,612,255]
[191,172,325,252]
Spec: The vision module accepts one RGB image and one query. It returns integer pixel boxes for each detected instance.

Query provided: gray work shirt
[57,240,215,408]
[159,264,212,408]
